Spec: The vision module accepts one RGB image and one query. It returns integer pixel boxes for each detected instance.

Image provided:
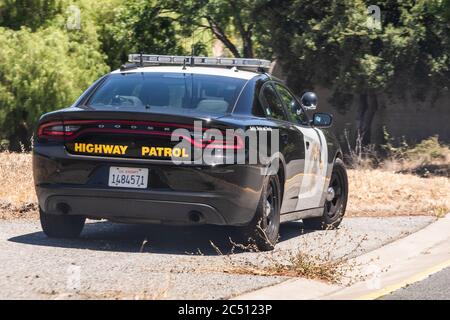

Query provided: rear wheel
[241,174,281,251]
[40,208,85,238]
[302,158,348,230]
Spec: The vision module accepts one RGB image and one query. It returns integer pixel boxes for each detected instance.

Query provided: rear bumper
[41,187,228,225]
[33,146,265,226]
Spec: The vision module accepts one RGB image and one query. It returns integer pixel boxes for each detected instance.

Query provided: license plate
[108,167,148,189]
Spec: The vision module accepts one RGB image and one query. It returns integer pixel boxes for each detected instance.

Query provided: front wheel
[40,208,86,238]
[241,174,281,251]
[302,158,348,230]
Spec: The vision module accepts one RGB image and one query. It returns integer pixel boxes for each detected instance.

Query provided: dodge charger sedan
[33,54,348,250]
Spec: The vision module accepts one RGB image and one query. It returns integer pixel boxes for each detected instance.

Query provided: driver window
[274,83,308,125]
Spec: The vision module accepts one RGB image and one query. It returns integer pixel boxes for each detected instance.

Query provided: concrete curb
[233,214,450,300]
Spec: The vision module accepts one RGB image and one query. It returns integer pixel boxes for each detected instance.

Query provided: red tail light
[37,121,80,139]
[203,135,244,150]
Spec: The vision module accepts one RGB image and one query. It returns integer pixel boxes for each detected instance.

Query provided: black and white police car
[33,54,348,250]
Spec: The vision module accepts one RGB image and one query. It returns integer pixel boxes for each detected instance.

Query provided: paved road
[383,266,450,300]
[0,216,434,299]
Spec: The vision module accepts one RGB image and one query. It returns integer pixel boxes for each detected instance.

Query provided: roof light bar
[128,54,271,71]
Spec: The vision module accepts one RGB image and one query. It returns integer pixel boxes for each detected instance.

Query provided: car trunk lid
[49,110,242,162]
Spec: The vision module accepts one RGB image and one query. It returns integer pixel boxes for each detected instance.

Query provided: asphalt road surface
[0,216,434,299]
[382,266,450,300]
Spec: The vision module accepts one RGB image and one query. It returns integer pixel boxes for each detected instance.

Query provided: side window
[260,84,287,121]
[274,83,309,125]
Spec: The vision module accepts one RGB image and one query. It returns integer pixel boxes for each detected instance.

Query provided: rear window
[87,73,247,115]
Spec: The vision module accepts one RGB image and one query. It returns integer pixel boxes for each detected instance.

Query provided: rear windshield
[87,73,247,115]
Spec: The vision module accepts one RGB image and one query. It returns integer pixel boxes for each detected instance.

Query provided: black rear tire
[241,174,281,251]
[302,158,348,230]
[40,208,85,238]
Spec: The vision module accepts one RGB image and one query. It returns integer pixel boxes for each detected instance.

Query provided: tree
[99,0,185,69]
[0,0,63,31]
[162,0,259,58]
[257,0,450,145]
[0,0,109,149]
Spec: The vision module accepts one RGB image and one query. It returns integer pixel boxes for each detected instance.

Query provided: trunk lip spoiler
[62,127,243,149]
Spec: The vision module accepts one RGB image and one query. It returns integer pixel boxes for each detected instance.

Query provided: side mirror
[312,112,333,128]
[301,91,317,110]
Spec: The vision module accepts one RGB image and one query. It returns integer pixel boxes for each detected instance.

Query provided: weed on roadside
[216,227,370,285]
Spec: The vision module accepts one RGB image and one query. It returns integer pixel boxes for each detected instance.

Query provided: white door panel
[295,126,328,210]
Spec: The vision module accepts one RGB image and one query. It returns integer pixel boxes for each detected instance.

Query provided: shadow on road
[8,220,312,256]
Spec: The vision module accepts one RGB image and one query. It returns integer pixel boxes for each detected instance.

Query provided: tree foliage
[100,0,185,70]
[256,0,450,144]
[0,0,108,149]
[162,0,260,58]
[0,0,63,31]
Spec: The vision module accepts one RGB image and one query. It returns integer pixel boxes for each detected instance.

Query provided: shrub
[0,24,108,150]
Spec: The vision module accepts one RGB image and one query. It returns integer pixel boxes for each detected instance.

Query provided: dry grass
[382,136,450,178]
[224,250,351,284]
[347,169,449,217]
[345,136,450,217]
[348,135,450,177]
[222,229,369,284]
[0,152,37,219]
[0,151,448,220]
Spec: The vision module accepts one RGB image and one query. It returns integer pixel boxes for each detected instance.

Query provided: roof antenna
[139,52,144,67]
[190,47,195,67]
[190,30,195,67]
[181,30,188,70]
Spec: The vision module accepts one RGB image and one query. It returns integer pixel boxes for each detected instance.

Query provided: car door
[259,82,305,213]
[274,83,328,211]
